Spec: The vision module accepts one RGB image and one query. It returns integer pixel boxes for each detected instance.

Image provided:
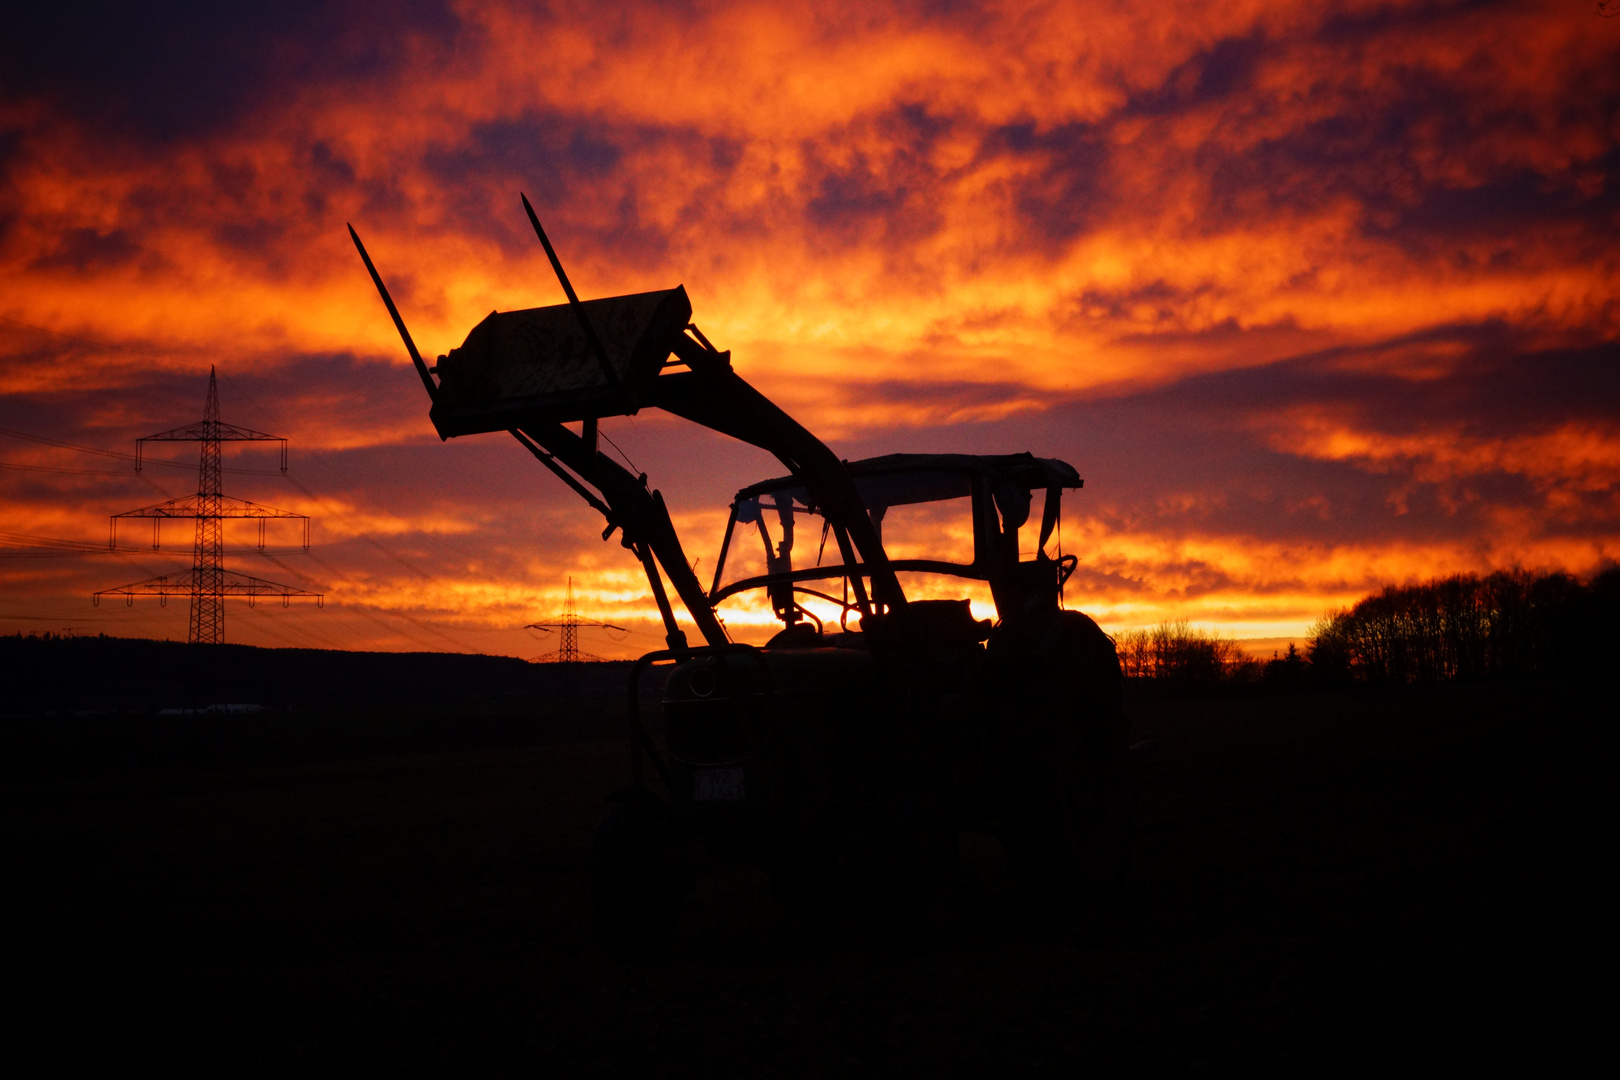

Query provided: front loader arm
[514,417,725,650]
[653,336,902,616]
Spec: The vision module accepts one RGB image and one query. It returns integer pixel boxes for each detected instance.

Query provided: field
[4,678,1605,1073]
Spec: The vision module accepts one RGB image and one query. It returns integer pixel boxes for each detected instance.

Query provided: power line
[277,474,439,582]
[214,369,622,579]
[252,606,348,651]
[210,371,489,595]
[266,550,482,653]
[0,313,160,354]
[215,370,485,549]
[0,427,282,474]
[599,428,640,475]
[94,369,322,643]
[0,549,314,559]
[1,459,155,477]
[0,529,120,551]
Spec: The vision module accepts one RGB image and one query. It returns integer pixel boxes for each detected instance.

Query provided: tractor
[351,199,1130,956]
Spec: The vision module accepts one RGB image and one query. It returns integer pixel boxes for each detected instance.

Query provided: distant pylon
[94,368,322,644]
[526,577,625,663]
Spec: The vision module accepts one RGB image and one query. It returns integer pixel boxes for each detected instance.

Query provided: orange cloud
[1,0,1615,653]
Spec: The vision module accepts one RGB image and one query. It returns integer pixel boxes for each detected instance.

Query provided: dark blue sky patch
[1056,280,1215,332]
[303,143,361,224]
[26,228,144,274]
[819,320,1620,552]
[564,128,624,178]
[984,122,1039,156]
[1192,46,1615,243]
[3,1,463,143]
[309,141,359,188]
[0,127,22,185]
[1449,339,1620,431]
[1313,0,1508,49]
[831,387,1391,546]
[798,108,956,253]
[354,174,416,227]
[805,155,909,229]
[214,218,294,271]
[974,120,1109,253]
[708,137,744,175]
[1012,140,1109,251]
[1198,110,1416,228]
[1253,327,1620,436]
[418,112,706,262]
[890,103,954,148]
[1192,34,1268,101]
[429,113,620,193]
[1366,170,1620,262]
[1124,32,1271,117]
[811,377,1045,420]
[898,0,998,26]
[582,189,677,272]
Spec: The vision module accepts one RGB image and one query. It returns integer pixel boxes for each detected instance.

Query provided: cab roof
[734,452,1081,511]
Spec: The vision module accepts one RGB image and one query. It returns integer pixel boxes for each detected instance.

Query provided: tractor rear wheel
[880,789,958,950]
[989,609,1133,903]
[589,789,680,961]
[999,752,1134,903]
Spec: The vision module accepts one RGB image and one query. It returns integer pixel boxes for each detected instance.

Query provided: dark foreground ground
[3,680,1607,1074]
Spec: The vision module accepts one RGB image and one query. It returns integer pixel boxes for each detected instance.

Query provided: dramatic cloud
[2,0,1616,655]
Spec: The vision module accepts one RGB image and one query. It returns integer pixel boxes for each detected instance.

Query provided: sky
[1,0,1616,659]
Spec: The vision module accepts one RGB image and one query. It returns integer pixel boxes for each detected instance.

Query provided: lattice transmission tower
[526,577,625,663]
[94,368,322,644]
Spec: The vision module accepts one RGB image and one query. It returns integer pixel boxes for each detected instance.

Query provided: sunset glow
[3,0,1615,658]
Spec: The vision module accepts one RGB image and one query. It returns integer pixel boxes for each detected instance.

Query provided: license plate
[693,767,745,802]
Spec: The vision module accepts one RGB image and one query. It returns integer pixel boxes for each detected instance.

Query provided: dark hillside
[1,633,621,713]
[3,677,1606,1072]
[0,635,642,771]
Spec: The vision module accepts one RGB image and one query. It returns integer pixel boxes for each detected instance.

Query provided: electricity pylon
[526,576,625,663]
[94,368,322,644]
[527,577,626,717]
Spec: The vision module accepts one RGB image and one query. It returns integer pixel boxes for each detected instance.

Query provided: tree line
[1115,620,1249,687]
[1112,566,1617,693]
[1307,567,1617,685]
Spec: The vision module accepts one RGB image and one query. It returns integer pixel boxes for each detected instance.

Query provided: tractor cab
[708,452,1083,646]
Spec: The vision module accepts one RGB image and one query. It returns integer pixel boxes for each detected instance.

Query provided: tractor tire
[589,789,680,961]
[766,840,829,919]
[1000,754,1134,904]
[880,790,958,950]
[990,609,1134,904]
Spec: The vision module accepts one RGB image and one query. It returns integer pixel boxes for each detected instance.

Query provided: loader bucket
[428,285,693,437]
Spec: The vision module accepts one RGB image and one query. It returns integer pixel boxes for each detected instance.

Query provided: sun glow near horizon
[1,0,1615,653]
